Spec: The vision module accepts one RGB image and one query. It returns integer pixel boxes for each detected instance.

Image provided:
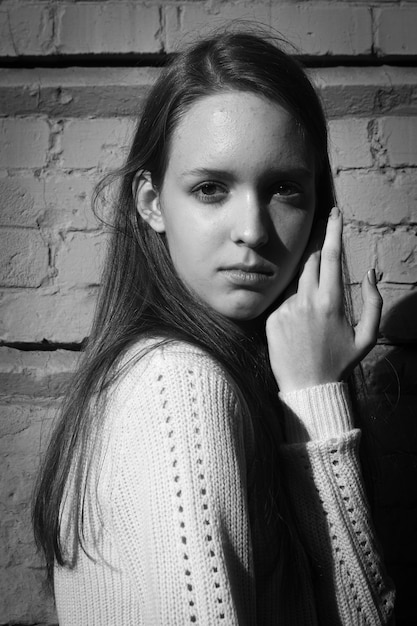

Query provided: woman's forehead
[168,91,312,177]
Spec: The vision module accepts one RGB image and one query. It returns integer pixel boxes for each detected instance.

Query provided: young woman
[33,31,395,625]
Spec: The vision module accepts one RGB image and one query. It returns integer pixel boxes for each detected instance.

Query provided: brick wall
[0,1,416,624]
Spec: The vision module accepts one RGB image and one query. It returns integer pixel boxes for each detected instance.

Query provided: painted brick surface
[0,4,53,56]
[0,1,416,61]
[0,228,49,287]
[375,6,417,55]
[343,227,375,283]
[335,170,417,225]
[328,118,373,169]
[0,348,78,398]
[55,231,108,287]
[0,118,49,169]
[1,66,417,119]
[270,4,372,56]
[165,2,373,55]
[0,401,57,624]
[1,1,416,624]
[0,67,159,117]
[381,117,417,167]
[61,118,136,169]
[314,66,417,118]
[38,173,100,231]
[164,2,271,51]
[0,288,97,343]
[0,176,46,228]
[377,230,417,283]
[0,173,98,230]
[57,2,162,54]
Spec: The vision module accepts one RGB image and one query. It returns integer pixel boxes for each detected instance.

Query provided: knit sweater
[54,339,395,625]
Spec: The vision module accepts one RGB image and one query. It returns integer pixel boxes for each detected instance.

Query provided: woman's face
[156,91,316,321]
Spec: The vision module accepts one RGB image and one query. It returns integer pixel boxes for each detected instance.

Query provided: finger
[319,206,343,298]
[297,249,321,293]
[354,269,383,354]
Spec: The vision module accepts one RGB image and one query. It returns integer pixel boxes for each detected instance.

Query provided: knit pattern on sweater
[54,340,395,625]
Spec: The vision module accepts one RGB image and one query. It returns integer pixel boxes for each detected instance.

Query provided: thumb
[354,269,383,354]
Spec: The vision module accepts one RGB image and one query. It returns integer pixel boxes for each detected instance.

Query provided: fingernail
[329,206,340,219]
[367,268,377,285]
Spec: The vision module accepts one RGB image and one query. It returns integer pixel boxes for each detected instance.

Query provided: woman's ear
[133,171,165,233]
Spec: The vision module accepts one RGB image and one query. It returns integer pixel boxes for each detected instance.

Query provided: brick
[0,118,49,169]
[1,66,417,119]
[335,170,417,225]
[0,565,57,624]
[377,229,417,284]
[0,173,100,231]
[41,172,100,231]
[328,118,373,170]
[375,7,417,55]
[0,175,45,228]
[0,348,78,398]
[313,66,417,118]
[343,226,376,283]
[0,288,97,343]
[0,403,55,538]
[164,2,270,52]
[0,4,53,56]
[0,67,159,117]
[270,4,372,56]
[57,2,162,54]
[165,3,372,56]
[0,402,57,623]
[380,117,417,167]
[0,404,58,626]
[55,231,108,287]
[0,405,50,471]
[61,118,135,169]
[0,228,49,288]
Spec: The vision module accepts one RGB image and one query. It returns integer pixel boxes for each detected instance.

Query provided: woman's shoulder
[100,336,249,451]
[99,336,255,492]
[123,335,227,373]
[110,336,236,403]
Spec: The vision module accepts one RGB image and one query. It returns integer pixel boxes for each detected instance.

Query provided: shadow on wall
[365,291,417,626]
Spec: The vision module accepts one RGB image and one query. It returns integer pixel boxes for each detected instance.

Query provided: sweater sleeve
[107,344,256,626]
[278,383,396,625]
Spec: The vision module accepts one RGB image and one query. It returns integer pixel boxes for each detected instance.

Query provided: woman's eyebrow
[180,166,314,180]
[180,167,233,179]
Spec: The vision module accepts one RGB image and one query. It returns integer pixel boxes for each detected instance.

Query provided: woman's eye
[194,183,227,203]
[272,182,301,197]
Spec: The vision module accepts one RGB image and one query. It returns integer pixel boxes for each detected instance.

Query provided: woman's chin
[211,293,274,322]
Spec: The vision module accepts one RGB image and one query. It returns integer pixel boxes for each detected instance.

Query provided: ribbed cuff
[279,382,354,443]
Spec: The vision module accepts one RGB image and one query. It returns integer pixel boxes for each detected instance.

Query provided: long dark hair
[33,30,336,587]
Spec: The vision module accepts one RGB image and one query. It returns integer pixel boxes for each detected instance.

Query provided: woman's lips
[220,264,274,286]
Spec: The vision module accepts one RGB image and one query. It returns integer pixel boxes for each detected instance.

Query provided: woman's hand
[265,207,383,394]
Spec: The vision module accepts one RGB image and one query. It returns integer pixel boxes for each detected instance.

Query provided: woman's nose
[230,191,269,248]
